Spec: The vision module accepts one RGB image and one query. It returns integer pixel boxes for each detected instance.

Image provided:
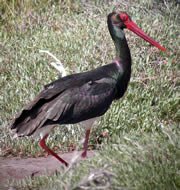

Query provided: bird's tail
[10,94,51,137]
[11,106,47,137]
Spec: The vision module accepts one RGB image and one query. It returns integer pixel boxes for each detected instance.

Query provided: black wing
[43,78,117,124]
[11,63,121,136]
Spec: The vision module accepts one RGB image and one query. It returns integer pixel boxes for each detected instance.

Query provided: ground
[0,151,96,184]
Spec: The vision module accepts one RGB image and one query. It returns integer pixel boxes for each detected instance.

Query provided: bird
[11,11,166,167]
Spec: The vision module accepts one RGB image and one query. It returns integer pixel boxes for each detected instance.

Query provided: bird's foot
[63,161,69,167]
[81,151,87,158]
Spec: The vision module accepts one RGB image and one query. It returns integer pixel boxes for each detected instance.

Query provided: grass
[0,0,179,189]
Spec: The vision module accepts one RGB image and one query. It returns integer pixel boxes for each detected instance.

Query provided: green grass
[0,0,180,189]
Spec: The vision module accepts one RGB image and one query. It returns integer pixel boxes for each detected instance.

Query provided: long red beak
[124,20,166,52]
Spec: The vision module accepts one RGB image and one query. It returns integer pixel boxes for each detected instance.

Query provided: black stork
[11,11,166,167]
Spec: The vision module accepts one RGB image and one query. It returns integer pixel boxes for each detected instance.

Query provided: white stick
[40,50,67,77]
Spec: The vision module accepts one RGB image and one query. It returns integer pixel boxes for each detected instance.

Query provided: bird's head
[108,11,166,52]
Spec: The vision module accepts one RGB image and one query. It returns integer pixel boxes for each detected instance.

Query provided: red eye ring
[120,14,128,21]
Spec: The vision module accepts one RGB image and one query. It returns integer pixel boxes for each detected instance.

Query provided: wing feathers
[11,63,121,136]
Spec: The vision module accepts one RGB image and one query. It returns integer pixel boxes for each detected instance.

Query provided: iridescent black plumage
[11,61,131,136]
[11,11,166,167]
[11,12,132,136]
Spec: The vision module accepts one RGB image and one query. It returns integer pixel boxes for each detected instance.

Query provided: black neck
[113,36,131,63]
[107,15,132,66]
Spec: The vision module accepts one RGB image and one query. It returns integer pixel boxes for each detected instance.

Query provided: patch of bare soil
[0,151,96,185]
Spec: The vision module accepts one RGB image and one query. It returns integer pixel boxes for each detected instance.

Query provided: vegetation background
[0,0,179,189]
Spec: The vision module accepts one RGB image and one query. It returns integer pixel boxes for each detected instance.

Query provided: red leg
[40,134,68,167]
[81,129,90,158]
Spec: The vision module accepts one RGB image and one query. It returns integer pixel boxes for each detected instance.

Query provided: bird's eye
[120,14,128,21]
